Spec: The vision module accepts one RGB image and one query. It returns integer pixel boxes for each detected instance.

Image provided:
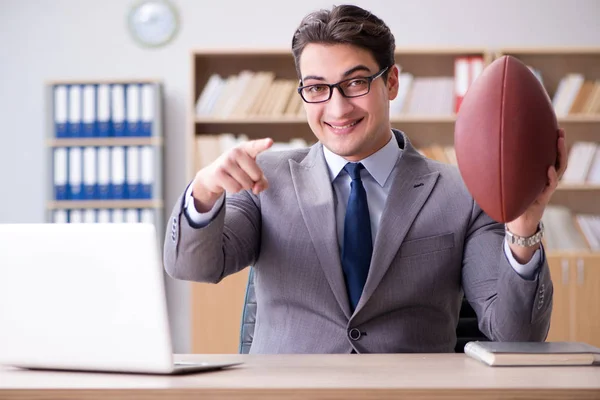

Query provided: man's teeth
[330,120,359,129]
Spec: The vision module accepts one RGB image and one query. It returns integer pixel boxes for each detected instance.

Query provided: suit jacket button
[348,328,361,341]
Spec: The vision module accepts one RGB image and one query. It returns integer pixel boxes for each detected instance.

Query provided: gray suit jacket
[164,130,552,353]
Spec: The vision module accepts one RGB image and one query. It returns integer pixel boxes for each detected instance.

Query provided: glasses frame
[297,66,390,104]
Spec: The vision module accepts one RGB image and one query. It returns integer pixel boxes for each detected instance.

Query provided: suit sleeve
[163,182,261,284]
[461,201,553,342]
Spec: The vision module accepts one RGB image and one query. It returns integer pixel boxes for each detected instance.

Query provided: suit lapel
[290,144,351,319]
[354,133,440,314]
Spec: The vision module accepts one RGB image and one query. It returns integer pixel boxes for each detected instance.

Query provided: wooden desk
[1,354,599,399]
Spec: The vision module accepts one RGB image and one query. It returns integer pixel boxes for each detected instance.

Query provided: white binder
[83,147,97,200]
[53,148,68,200]
[126,146,141,199]
[82,85,96,137]
[68,85,82,137]
[110,147,126,199]
[68,147,83,200]
[54,85,68,138]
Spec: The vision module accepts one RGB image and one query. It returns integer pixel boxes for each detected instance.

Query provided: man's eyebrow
[301,64,373,83]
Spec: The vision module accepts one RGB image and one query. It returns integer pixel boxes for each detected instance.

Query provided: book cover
[465,341,600,367]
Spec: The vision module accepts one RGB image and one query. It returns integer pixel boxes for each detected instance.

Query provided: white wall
[1,0,598,352]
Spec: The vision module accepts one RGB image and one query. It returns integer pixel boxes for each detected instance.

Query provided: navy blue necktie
[341,162,373,312]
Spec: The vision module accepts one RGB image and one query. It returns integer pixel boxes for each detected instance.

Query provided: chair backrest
[239,267,488,354]
[239,267,257,354]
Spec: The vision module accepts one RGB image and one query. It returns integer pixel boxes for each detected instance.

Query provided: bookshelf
[496,48,600,347]
[188,47,600,353]
[46,79,164,237]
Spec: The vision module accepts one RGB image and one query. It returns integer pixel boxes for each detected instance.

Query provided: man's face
[299,43,399,161]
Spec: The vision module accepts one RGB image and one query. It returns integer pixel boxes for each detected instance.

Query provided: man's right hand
[191,138,274,213]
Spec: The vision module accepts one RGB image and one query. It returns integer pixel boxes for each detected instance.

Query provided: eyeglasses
[297,66,390,104]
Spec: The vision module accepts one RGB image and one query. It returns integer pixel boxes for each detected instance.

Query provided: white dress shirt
[185,133,542,280]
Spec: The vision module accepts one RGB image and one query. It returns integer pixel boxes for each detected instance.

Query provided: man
[164,4,567,353]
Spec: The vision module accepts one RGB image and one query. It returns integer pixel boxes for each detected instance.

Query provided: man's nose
[326,86,354,116]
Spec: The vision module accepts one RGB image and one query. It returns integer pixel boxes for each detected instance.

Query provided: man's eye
[348,79,368,87]
[308,85,326,93]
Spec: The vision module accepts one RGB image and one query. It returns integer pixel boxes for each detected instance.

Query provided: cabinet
[188,48,600,353]
[46,79,164,237]
[547,254,600,347]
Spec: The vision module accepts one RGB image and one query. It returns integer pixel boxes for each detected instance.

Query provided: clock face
[128,0,179,47]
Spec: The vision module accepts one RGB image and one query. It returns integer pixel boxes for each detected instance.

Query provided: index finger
[242,138,274,159]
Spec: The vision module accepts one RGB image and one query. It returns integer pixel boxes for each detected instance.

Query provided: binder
[126,84,141,136]
[82,85,96,138]
[67,85,82,137]
[111,84,126,137]
[140,209,154,224]
[126,146,141,199]
[54,85,68,138]
[110,147,126,199]
[68,147,84,200]
[470,56,484,85]
[125,209,139,223]
[97,84,112,137]
[141,84,154,137]
[96,209,111,223]
[83,209,96,223]
[454,57,470,113]
[140,146,154,199]
[53,210,68,224]
[69,209,83,223]
[112,209,125,223]
[53,148,68,200]
[83,147,97,200]
[97,147,111,199]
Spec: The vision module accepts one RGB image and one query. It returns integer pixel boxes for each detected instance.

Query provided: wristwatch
[505,222,544,247]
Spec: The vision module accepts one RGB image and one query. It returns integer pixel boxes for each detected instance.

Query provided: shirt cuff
[183,184,225,228]
[503,238,544,280]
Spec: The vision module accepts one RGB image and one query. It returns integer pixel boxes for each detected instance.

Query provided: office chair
[239,267,489,354]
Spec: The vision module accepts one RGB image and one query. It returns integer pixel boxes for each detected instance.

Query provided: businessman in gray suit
[164,4,567,353]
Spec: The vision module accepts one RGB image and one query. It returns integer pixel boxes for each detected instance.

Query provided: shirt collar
[322,131,400,187]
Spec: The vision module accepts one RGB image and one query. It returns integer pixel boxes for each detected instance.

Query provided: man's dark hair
[291,4,396,81]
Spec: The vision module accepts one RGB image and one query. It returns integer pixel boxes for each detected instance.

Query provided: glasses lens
[340,78,370,97]
[301,84,330,102]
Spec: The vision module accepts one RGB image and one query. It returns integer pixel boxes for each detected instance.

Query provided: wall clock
[128,0,179,48]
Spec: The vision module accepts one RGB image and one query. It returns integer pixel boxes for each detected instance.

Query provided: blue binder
[140,84,154,137]
[68,147,84,200]
[97,146,111,199]
[54,85,68,138]
[82,146,97,199]
[110,146,126,199]
[53,147,68,200]
[81,85,97,138]
[67,85,83,138]
[111,84,126,137]
[126,84,141,137]
[97,84,112,137]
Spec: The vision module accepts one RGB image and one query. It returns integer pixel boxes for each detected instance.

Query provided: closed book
[465,341,600,367]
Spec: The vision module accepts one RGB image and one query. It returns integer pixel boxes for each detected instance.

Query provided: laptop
[0,222,242,375]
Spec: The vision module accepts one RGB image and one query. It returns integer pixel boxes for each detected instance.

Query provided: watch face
[128,0,179,47]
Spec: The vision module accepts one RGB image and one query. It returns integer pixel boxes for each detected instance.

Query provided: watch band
[505,222,544,247]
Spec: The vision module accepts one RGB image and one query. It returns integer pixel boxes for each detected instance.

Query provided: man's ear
[387,64,400,101]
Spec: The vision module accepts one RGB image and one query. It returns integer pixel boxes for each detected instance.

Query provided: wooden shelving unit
[188,47,600,353]
[46,79,164,232]
[497,47,600,347]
